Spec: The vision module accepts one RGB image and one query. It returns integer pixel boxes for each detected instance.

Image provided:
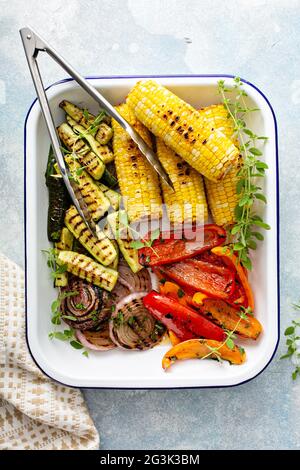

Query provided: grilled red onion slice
[118,261,152,293]
[109,292,165,350]
[76,323,116,351]
[60,276,104,330]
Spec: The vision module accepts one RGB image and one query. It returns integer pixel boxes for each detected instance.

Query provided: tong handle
[20,27,97,236]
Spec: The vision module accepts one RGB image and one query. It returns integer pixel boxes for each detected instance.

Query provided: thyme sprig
[200,307,251,361]
[42,248,67,280]
[81,109,106,137]
[42,249,88,357]
[218,77,270,270]
[280,303,300,380]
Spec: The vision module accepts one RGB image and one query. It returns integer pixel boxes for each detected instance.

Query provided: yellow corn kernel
[156,138,208,225]
[199,104,240,226]
[112,103,162,222]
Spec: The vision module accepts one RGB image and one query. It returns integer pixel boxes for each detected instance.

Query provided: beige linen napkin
[0,253,100,450]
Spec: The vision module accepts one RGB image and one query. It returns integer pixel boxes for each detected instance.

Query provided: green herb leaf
[226,338,235,350]
[70,340,83,350]
[130,240,147,250]
[252,231,264,241]
[285,326,295,336]
[177,289,185,298]
[249,147,263,156]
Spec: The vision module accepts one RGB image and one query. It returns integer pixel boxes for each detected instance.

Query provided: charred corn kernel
[156,138,208,225]
[126,80,239,181]
[199,104,240,226]
[112,103,162,222]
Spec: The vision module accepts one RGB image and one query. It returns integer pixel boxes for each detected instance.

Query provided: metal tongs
[20,26,173,237]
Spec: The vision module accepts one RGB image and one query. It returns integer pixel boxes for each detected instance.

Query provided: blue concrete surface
[1,0,300,450]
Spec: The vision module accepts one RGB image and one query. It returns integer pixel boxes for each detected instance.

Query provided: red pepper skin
[139,224,226,267]
[159,259,235,300]
[143,291,226,342]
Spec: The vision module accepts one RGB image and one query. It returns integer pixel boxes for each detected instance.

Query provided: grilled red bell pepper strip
[196,249,248,309]
[143,291,226,342]
[139,224,226,267]
[158,259,235,300]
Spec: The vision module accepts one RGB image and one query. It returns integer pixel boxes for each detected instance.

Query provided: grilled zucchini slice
[97,183,121,210]
[94,122,113,145]
[59,100,112,142]
[54,227,73,287]
[45,147,69,242]
[66,115,114,164]
[65,206,117,266]
[55,158,110,221]
[107,211,142,273]
[57,250,118,291]
[57,123,105,180]
[102,223,119,270]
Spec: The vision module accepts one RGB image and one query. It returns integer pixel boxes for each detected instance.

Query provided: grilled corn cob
[200,104,240,226]
[54,159,110,221]
[66,115,114,163]
[156,138,208,225]
[126,80,239,181]
[57,123,105,180]
[112,103,162,222]
[59,100,113,144]
[199,104,235,140]
[65,206,117,266]
[57,251,118,291]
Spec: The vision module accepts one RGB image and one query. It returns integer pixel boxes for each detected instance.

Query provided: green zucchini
[93,122,113,145]
[59,100,112,136]
[55,158,110,221]
[65,206,117,266]
[109,240,119,270]
[57,123,105,180]
[101,167,118,188]
[97,183,121,210]
[102,223,119,270]
[57,250,118,292]
[107,211,142,273]
[72,238,90,257]
[66,115,114,164]
[54,227,73,287]
[45,147,69,242]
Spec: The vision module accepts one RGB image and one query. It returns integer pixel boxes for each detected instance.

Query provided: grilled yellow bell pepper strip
[162,339,246,370]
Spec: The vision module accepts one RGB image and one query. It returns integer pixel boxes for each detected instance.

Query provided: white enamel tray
[24,75,279,388]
